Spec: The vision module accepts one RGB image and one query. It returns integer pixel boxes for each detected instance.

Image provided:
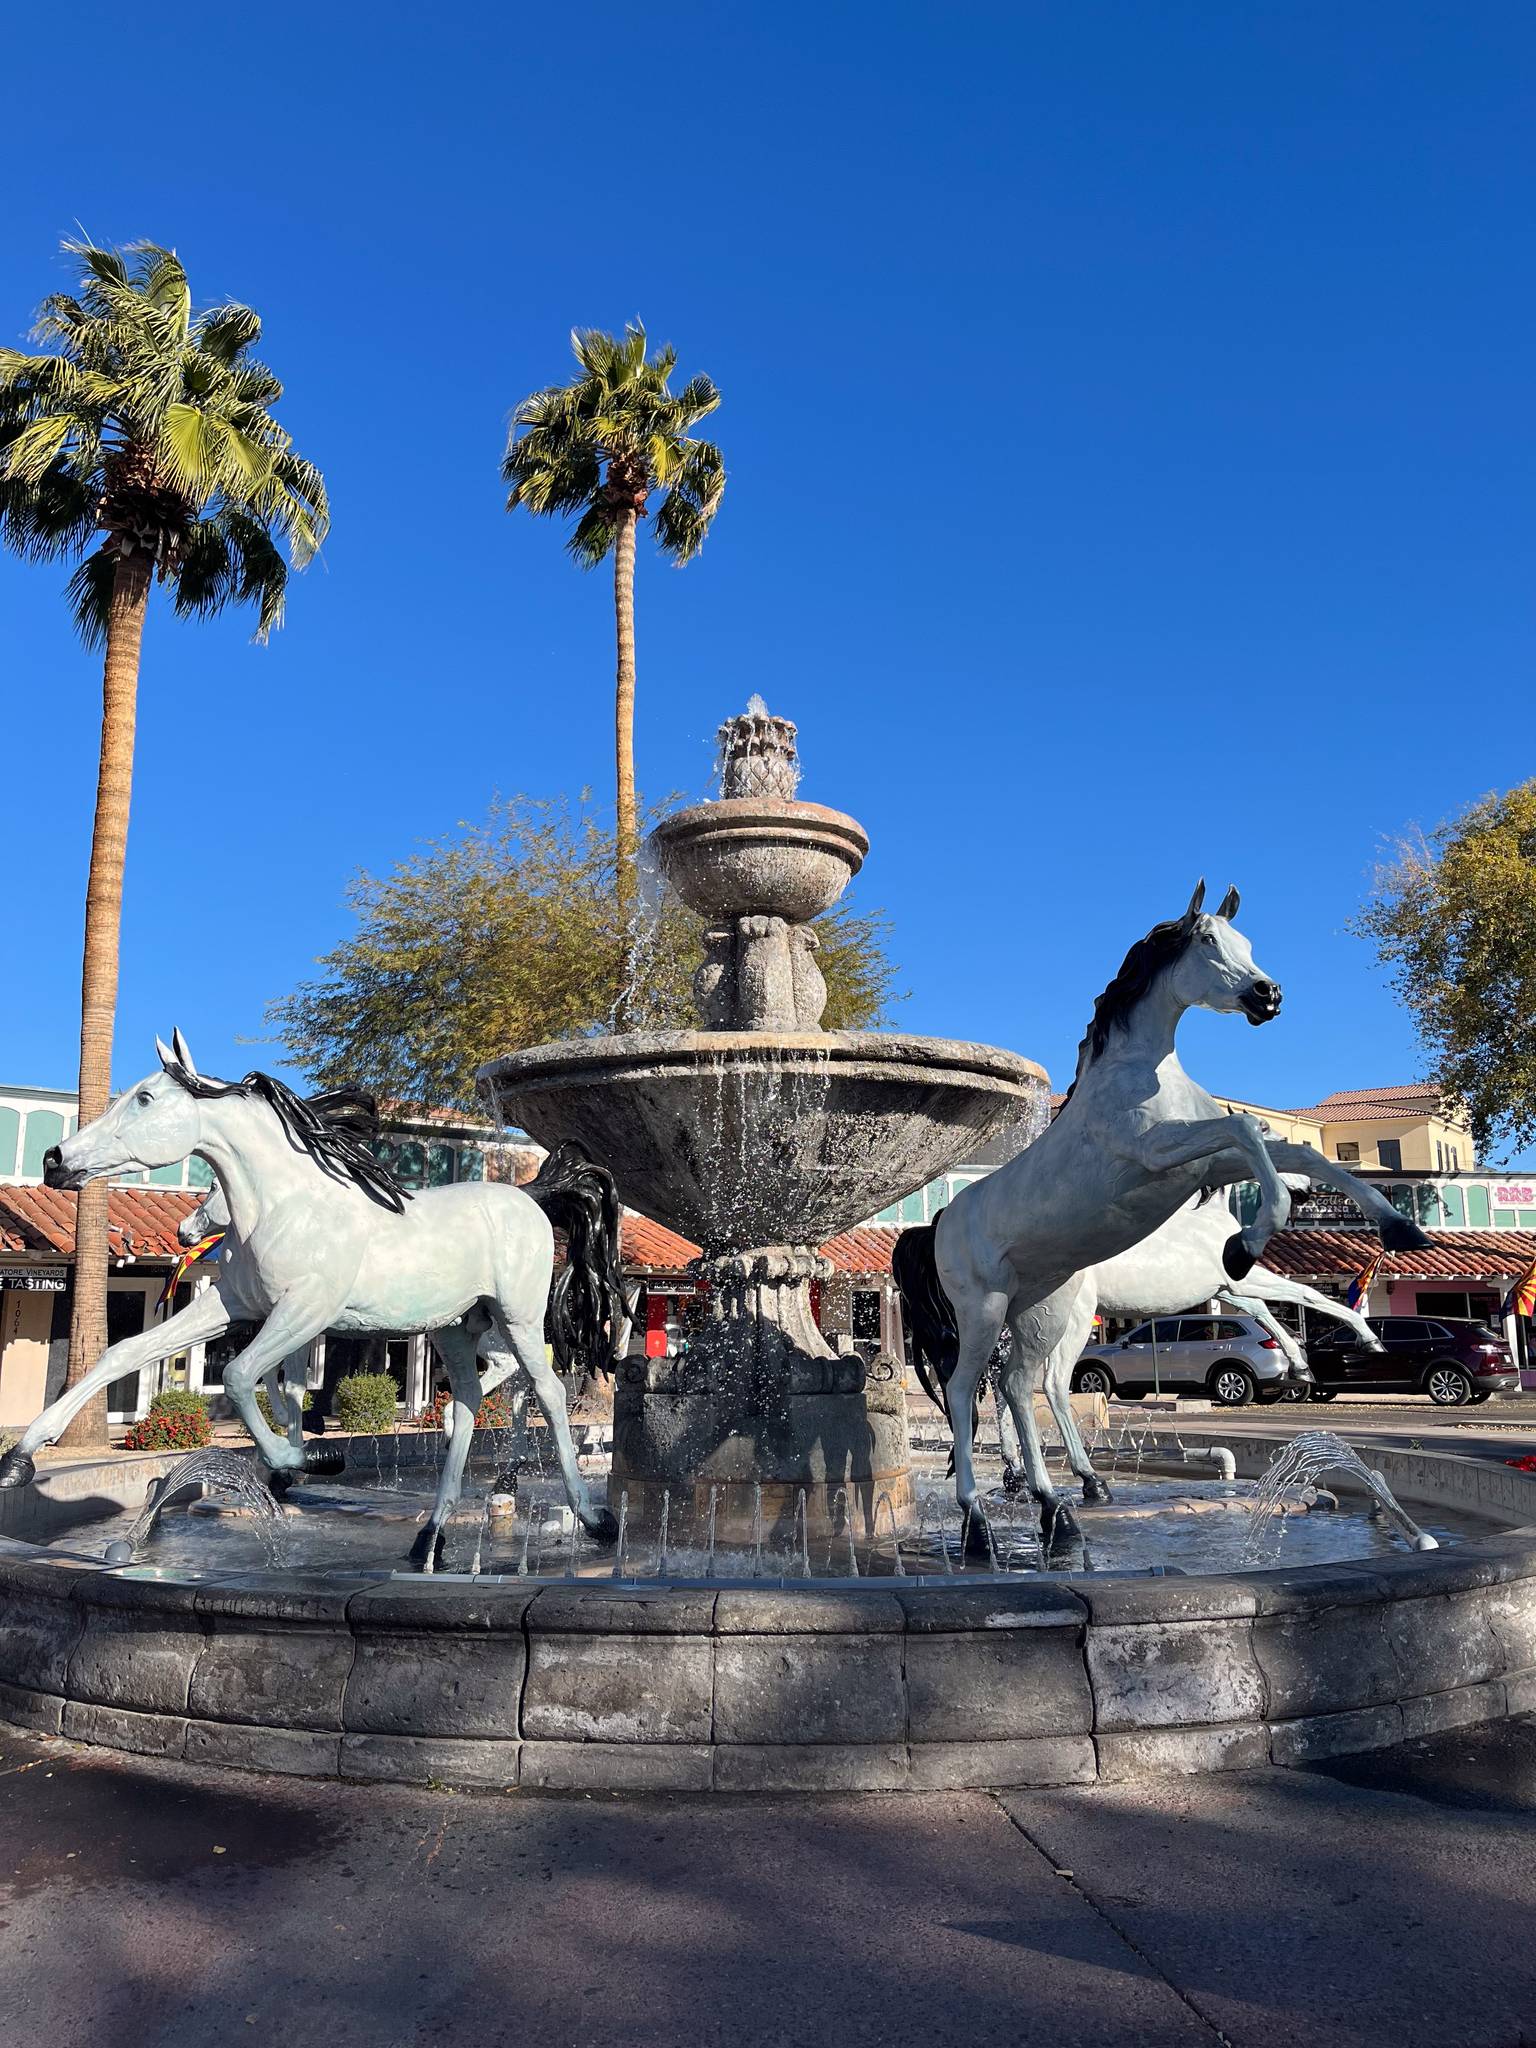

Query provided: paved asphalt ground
[2,1716,1534,2048]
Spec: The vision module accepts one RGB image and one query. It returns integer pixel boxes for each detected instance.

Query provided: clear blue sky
[3,3,1531,1153]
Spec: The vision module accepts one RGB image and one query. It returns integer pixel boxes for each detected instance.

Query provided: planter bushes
[334,1373,400,1434]
[122,1389,213,1452]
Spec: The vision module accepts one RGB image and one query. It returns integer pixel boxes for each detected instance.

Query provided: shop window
[898,1191,926,1225]
[1440,1185,1465,1227]
[1521,1210,1536,1231]
[188,1154,214,1188]
[852,1290,882,1342]
[0,1105,18,1177]
[427,1143,456,1187]
[1494,1209,1517,1230]
[148,1161,184,1187]
[1377,1139,1403,1171]
[1414,1184,1441,1227]
[459,1147,485,1182]
[1468,1185,1491,1228]
[20,1109,65,1180]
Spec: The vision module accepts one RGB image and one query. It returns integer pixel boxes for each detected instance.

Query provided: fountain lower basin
[2,1432,1533,1792]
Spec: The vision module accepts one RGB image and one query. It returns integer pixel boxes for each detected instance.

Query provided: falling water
[657,1488,672,1578]
[705,1485,719,1578]
[873,1490,906,1576]
[794,1490,811,1579]
[123,1449,290,1566]
[750,1482,764,1577]
[612,1489,630,1580]
[1237,1432,1437,1564]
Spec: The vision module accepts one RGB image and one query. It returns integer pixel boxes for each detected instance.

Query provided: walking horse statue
[895,883,1431,1554]
[0,1034,624,1557]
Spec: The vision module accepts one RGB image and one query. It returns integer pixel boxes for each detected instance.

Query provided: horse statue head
[1077,881,1282,1073]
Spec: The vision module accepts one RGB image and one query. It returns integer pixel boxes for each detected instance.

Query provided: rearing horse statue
[0,1033,623,1549]
[895,883,1431,1553]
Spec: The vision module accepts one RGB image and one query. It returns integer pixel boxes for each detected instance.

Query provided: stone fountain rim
[651,796,870,857]
[479,1029,1048,1092]
[2,1434,1534,1791]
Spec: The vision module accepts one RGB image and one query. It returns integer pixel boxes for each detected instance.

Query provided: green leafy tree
[267,795,900,1111]
[1353,780,1536,1154]
[503,325,724,944]
[0,239,328,1441]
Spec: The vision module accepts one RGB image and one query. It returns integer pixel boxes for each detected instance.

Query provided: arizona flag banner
[158,1233,224,1311]
[1501,1255,1536,1321]
[1345,1247,1385,1313]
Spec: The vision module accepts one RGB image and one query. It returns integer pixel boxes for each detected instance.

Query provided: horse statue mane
[1066,880,1240,1090]
[156,1031,409,1212]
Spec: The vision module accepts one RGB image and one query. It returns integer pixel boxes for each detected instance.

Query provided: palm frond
[65,548,117,647]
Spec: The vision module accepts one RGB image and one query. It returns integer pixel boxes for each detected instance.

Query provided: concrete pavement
[3,1716,1534,2047]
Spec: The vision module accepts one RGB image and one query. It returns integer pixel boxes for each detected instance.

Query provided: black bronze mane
[1064,880,1240,1093]
[161,1056,410,1213]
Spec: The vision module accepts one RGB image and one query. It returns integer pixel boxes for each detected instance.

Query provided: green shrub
[334,1372,399,1434]
[122,1388,212,1453]
[255,1385,314,1431]
[430,1385,515,1432]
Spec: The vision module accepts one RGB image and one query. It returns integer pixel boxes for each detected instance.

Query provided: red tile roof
[819,1226,901,1275]
[1297,1084,1447,1123]
[619,1215,901,1277]
[0,1185,202,1260]
[1261,1228,1536,1282]
[621,1213,699,1269]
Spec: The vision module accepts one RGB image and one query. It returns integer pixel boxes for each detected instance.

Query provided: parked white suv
[1071,1314,1312,1406]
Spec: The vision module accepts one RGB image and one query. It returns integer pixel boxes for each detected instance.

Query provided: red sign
[645,1328,669,1359]
[1496,1186,1536,1207]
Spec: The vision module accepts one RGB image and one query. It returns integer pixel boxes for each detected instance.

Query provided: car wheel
[1073,1364,1115,1398]
[1426,1363,1473,1407]
[1279,1383,1312,1404]
[1210,1364,1256,1407]
[1309,1387,1338,1403]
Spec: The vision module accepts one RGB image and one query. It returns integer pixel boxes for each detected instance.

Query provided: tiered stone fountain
[480,702,1046,1542]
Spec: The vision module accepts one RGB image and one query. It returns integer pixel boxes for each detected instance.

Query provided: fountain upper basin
[651,798,869,924]
[479,1029,1045,1248]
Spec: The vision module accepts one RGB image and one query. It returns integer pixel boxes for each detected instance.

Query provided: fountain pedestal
[612,1245,913,1544]
[481,701,1047,1544]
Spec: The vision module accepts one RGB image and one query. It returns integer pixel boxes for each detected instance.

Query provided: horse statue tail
[891,1216,960,1414]
[526,1142,625,1376]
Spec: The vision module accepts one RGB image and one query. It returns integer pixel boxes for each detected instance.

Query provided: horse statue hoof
[1081,1473,1112,1505]
[1041,1498,1082,1554]
[406,1522,443,1566]
[265,1468,295,1499]
[0,1448,36,1490]
[962,1510,993,1561]
[302,1441,346,1475]
[587,1507,622,1545]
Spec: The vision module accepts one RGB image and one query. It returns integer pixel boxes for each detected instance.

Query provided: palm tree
[0,240,328,1445]
[503,325,724,939]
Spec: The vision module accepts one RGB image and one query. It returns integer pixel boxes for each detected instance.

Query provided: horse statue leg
[998,1279,1092,1556]
[1040,1282,1112,1504]
[489,1308,618,1543]
[0,1289,232,1488]
[408,1320,483,1566]
[944,1289,1009,1557]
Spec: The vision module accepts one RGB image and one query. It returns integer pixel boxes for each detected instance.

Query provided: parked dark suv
[1306,1316,1519,1406]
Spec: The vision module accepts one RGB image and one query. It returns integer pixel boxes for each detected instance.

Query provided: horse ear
[1185,878,1207,920]
[172,1028,198,1077]
[1216,884,1240,921]
[156,1035,177,1072]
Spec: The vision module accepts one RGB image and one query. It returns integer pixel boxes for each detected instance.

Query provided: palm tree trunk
[612,505,639,1024]
[59,551,150,1450]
